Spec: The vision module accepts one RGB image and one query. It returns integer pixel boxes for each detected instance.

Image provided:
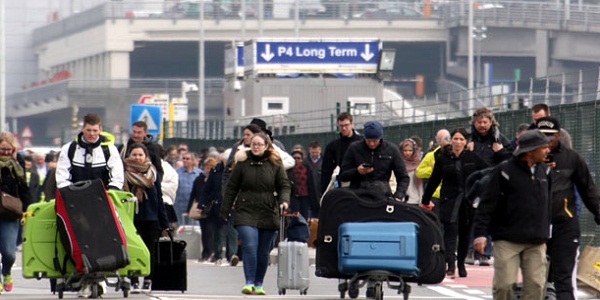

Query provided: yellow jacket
[415,146,442,199]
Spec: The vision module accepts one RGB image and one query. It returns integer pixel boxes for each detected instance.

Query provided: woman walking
[0,132,33,293]
[123,143,169,292]
[420,128,489,278]
[221,132,290,295]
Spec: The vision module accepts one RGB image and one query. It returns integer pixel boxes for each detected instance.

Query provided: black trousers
[441,220,458,271]
[133,220,162,283]
[547,217,579,300]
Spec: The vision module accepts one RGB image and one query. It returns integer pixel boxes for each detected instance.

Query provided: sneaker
[465,250,475,265]
[215,259,223,266]
[78,285,91,298]
[142,280,151,292]
[230,254,240,267]
[3,274,12,292]
[480,256,493,266]
[130,283,141,294]
[254,285,266,295]
[241,284,254,295]
[99,281,107,295]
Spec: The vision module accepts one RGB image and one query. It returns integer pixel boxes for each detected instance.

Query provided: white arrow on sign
[137,109,159,131]
[260,44,275,62]
[360,44,375,61]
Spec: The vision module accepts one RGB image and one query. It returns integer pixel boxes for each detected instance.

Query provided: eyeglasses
[338,123,352,128]
[182,157,191,160]
[251,143,265,147]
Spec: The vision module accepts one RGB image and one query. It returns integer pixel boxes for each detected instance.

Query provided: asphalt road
[7,250,600,299]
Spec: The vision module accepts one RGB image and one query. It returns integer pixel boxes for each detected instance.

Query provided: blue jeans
[0,218,19,275]
[236,225,277,286]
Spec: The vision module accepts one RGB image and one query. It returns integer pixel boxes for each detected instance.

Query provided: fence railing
[33,1,600,46]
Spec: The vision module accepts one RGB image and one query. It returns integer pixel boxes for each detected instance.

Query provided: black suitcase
[55,179,129,274]
[315,188,446,284]
[152,233,187,292]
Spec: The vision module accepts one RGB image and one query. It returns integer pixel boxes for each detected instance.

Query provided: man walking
[472,129,552,300]
[536,116,600,300]
[321,112,362,194]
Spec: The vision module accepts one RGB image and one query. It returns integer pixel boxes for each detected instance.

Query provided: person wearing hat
[286,150,317,220]
[537,116,600,300]
[472,129,552,300]
[338,120,409,201]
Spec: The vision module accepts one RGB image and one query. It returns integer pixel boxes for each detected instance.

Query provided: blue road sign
[130,105,161,137]
[246,39,381,74]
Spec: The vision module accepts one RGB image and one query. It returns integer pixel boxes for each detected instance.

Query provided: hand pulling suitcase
[315,189,445,284]
[55,179,129,274]
[338,222,419,276]
[152,232,187,292]
[277,212,310,295]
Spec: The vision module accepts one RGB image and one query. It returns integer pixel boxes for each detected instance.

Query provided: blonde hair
[0,132,18,159]
[204,157,218,169]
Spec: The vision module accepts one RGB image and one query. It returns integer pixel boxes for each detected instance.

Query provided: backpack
[465,166,495,208]
[67,132,114,164]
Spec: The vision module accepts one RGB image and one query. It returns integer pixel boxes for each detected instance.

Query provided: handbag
[0,191,23,220]
[188,200,201,220]
[199,200,214,219]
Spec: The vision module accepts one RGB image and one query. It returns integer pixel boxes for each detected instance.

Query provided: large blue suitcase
[338,222,419,276]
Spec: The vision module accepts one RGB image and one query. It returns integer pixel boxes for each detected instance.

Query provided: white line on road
[428,286,486,300]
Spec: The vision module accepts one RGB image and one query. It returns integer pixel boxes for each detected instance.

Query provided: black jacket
[469,125,512,166]
[549,142,600,223]
[199,162,224,219]
[320,131,363,193]
[339,139,409,200]
[421,146,490,222]
[473,157,552,244]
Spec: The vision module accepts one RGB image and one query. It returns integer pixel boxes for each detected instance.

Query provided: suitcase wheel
[300,288,308,295]
[348,285,359,299]
[278,288,286,295]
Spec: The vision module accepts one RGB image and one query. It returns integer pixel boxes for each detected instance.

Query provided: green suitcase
[22,190,150,278]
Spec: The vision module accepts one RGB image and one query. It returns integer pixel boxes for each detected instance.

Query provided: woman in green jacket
[221,132,291,295]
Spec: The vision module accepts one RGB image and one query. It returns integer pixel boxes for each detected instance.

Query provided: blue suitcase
[338,222,419,276]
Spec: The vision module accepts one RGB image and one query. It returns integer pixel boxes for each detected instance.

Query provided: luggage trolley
[22,189,151,299]
[335,222,420,300]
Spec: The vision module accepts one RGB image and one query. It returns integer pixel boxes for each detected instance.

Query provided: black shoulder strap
[68,142,110,163]
[67,142,77,164]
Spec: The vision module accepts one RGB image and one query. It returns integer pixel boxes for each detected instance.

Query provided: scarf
[0,158,25,183]
[124,158,156,203]
[77,132,102,174]
[400,139,422,186]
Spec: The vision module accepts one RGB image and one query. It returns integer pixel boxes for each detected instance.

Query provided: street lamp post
[467,0,474,114]
[474,25,487,99]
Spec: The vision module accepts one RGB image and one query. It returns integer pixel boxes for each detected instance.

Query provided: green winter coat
[221,150,291,230]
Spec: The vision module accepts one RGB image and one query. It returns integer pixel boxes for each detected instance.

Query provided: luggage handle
[157,230,176,265]
[279,208,298,241]
[68,180,93,191]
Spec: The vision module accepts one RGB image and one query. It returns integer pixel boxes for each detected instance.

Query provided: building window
[348,97,376,116]
[261,97,289,116]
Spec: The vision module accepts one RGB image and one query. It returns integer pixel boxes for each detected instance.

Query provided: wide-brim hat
[513,129,551,156]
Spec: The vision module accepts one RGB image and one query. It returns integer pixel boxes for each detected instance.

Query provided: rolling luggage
[22,190,150,279]
[338,222,419,276]
[177,215,202,261]
[55,179,129,274]
[315,188,445,284]
[277,212,310,295]
[152,232,187,292]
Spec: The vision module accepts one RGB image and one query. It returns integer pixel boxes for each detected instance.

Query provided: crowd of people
[0,102,597,299]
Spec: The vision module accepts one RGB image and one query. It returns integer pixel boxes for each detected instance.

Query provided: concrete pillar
[535,30,550,78]
[108,52,130,88]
